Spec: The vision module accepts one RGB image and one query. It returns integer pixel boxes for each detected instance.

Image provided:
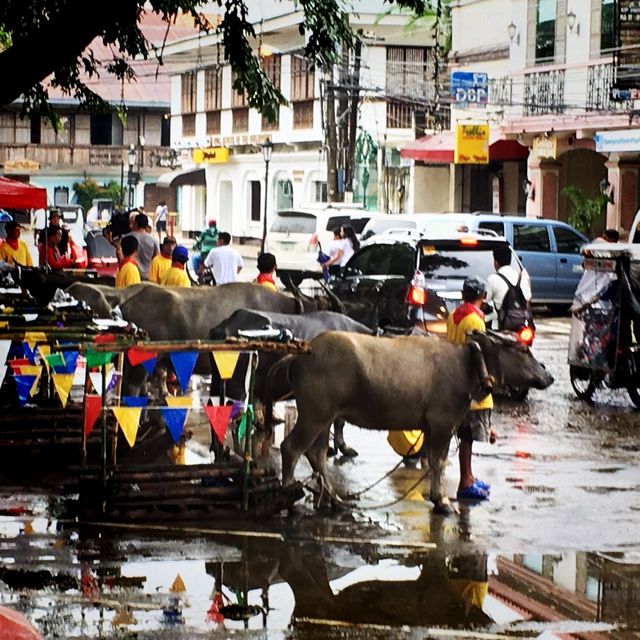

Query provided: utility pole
[345,30,363,194]
[325,69,339,203]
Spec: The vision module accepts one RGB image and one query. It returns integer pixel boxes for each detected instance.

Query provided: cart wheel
[570,366,596,402]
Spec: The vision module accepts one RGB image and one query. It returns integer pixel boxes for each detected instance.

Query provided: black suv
[328,232,521,334]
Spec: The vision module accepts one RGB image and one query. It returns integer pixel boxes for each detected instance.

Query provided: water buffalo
[265,330,554,514]
[209,308,374,456]
[65,281,152,317]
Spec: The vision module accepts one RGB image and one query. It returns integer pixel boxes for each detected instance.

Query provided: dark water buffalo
[265,330,554,513]
[210,308,374,456]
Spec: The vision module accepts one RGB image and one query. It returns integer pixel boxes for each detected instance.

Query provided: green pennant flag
[44,353,66,370]
[238,404,254,440]
[86,349,113,368]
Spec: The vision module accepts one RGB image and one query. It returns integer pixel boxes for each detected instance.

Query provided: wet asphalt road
[0,312,639,638]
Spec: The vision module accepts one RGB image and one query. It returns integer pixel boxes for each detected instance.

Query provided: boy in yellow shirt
[0,221,33,266]
[149,236,176,283]
[254,252,278,292]
[161,245,191,287]
[115,235,141,288]
[446,276,495,501]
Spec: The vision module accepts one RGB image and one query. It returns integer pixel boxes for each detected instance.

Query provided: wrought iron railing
[586,62,633,112]
[488,76,513,106]
[523,69,565,116]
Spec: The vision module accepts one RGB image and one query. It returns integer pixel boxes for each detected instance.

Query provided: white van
[268,204,387,277]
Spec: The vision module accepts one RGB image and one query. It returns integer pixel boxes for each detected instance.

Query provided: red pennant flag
[127,347,159,366]
[204,404,234,445]
[84,395,102,436]
[94,333,116,344]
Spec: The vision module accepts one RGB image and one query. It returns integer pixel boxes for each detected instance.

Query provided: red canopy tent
[0,177,47,209]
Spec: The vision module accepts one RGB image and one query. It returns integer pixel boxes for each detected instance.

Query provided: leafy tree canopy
[73,178,123,212]
[0,0,426,124]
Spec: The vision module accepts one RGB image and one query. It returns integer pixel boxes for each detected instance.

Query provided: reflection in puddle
[0,507,639,638]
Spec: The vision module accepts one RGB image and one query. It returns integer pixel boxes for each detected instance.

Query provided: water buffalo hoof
[339,445,358,458]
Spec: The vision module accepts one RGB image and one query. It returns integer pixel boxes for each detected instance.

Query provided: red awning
[400,131,529,164]
[0,177,47,209]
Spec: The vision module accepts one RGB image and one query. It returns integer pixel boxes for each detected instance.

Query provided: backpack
[497,272,534,332]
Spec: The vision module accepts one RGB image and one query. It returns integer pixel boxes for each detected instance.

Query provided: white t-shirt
[204,245,244,285]
[340,238,355,267]
[155,204,168,222]
[486,265,532,329]
[325,238,343,260]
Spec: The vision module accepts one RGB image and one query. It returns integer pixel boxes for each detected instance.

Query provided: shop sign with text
[595,129,640,153]
[533,135,557,159]
[193,147,229,164]
[454,124,489,164]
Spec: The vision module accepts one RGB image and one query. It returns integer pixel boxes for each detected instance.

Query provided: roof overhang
[155,167,206,188]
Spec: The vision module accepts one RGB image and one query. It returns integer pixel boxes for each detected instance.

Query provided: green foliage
[562,186,609,237]
[0,0,426,126]
[72,178,123,212]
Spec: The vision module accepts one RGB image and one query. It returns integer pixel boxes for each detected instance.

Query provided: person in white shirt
[339,224,360,267]
[204,231,244,285]
[155,201,169,241]
[321,227,344,271]
[485,245,532,330]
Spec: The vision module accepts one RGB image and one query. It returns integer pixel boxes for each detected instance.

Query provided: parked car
[329,232,523,335]
[267,204,387,283]
[385,213,588,306]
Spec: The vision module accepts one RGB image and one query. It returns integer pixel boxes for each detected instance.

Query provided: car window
[270,213,316,234]
[478,221,504,237]
[513,224,551,252]
[325,215,351,232]
[553,226,585,254]
[346,244,400,276]
[418,247,500,281]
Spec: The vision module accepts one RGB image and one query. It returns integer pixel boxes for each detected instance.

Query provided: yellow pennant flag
[19,364,42,396]
[165,396,193,408]
[38,344,51,371]
[112,607,137,627]
[112,407,142,448]
[52,373,75,408]
[24,331,47,352]
[212,351,240,380]
[170,574,186,593]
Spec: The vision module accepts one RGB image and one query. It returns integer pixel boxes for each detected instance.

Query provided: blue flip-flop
[474,479,491,491]
[457,482,489,501]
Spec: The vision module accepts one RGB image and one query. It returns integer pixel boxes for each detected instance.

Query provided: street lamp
[260,138,274,254]
[127,144,137,210]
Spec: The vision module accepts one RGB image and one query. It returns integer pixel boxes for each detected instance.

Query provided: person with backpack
[485,246,533,332]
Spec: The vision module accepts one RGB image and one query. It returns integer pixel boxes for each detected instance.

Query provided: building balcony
[523,68,566,117]
[586,61,633,112]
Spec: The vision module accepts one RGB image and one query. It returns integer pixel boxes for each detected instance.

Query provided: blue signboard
[451,71,489,106]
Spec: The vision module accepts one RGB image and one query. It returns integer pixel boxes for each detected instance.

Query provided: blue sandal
[457,481,490,501]
[474,479,491,491]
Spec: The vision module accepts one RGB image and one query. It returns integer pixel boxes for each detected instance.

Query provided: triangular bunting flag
[44,352,66,373]
[170,574,186,593]
[14,375,37,407]
[22,342,37,363]
[24,331,47,353]
[37,344,51,371]
[170,352,198,393]
[52,373,75,408]
[19,365,42,396]
[141,357,157,374]
[85,349,113,368]
[0,365,7,388]
[127,347,159,367]
[9,357,31,371]
[212,351,240,380]
[165,396,193,408]
[122,396,150,408]
[89,365,115,395]
[0,340,11,367]
[204,404,234,445]
[230,399,244,419]
[161,407,189,444]
[62,350,79,374]
[112,407,142,447]
[238,404,254,440]
[84,395,102,436]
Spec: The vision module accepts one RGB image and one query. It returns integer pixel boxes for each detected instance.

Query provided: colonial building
[160,0,438,238]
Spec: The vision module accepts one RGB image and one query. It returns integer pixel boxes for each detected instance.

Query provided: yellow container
[387,430,425,458]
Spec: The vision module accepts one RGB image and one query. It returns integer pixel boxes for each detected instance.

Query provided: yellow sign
[193,147,229,164]
[533,135,557,160]
[454,124,489,164]
[4,159,40,173]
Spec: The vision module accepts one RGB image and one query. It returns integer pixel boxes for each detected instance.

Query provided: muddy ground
[0,314,639,639]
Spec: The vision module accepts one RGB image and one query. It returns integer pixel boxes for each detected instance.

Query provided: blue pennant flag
[22,343,37,364]
[122,396,150,408]
[14,374,37,407]
[161,408,188,443]
[169,352,198,393]
[62,350,79,374]
[141,357,158,375]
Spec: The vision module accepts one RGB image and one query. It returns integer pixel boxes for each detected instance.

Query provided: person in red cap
[193,218,219,273]
[0,221,33,266]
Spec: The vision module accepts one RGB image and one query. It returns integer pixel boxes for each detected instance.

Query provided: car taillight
[406,285,426,306]
[518,325,535,346]
[459,236,478,246]
[308,234,318,250]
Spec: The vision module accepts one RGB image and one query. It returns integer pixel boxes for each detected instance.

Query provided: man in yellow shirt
[149,236,176,284]
[446,276,495,501]
[0,221,33,266]
[115,235,141,288]
[161,245,191,287]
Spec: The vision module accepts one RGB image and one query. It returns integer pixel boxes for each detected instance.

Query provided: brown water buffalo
[265,330,554,514]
